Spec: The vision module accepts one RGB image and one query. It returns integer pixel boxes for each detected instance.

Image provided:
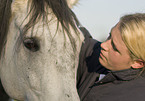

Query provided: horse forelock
[24,0,81,53]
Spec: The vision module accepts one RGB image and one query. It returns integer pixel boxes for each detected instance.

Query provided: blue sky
[73,0,145,41]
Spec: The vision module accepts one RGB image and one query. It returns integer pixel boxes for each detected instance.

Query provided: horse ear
[67,0,79,8]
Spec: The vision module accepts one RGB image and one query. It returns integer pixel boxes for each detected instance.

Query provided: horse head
[0,0,84,101]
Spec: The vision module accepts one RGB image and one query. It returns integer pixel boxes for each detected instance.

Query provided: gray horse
[0,0,85,101]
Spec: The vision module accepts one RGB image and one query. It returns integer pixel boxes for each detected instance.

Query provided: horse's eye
[23,38,40,52]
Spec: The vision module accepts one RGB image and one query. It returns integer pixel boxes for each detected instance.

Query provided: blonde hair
[119,13,145,64]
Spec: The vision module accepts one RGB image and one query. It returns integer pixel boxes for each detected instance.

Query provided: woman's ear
[131,59,145,69]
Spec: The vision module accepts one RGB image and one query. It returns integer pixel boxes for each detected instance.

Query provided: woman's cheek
[109,52,120,64]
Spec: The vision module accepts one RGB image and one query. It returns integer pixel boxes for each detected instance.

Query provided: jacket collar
[111,68,143,81]
[99,68,143,84]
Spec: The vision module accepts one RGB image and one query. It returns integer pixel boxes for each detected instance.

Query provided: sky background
[72,0,145,41]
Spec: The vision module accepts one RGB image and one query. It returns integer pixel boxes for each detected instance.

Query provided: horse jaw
[0,0,84,101]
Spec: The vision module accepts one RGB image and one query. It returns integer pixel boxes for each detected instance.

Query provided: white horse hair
[0,0,84,101]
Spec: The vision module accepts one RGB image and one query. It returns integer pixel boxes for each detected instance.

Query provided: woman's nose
[101,40,110,51]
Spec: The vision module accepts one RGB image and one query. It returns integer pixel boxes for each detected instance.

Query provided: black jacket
[77,27,145,101]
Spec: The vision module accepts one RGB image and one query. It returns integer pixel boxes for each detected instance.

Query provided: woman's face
[99,23,133,71]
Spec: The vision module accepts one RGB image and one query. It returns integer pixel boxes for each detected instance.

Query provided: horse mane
[0,0,12,58]
[0,0,81,59]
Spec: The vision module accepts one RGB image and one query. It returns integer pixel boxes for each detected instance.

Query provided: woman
[77,13,145,101]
